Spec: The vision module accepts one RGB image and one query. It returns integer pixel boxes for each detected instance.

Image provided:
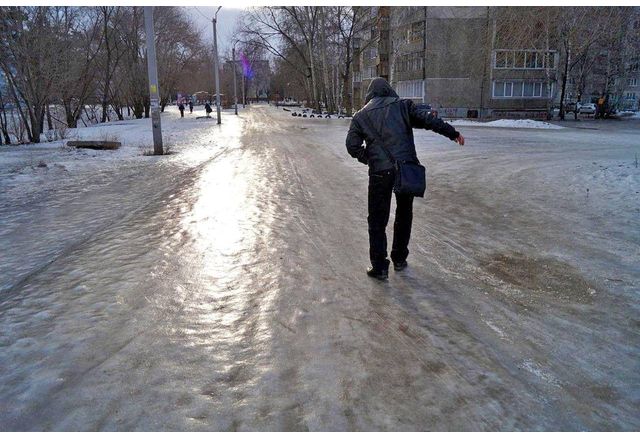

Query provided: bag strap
[359,104,396,165]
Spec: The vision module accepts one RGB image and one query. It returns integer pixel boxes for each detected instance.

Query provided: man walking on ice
[346,77,465,280]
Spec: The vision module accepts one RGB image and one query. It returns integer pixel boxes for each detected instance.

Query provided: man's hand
[454,134,465,146]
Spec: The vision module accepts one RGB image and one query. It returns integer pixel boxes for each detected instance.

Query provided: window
[547,53,555,69]
[396,80,424,99]
[628,78,638,86]
[495,50,555,69]
[409,21,424,43]
[513,82,523,96]
[626,92,637,100]
[495,51,508,68]
[504,82,513,96]
[534,83,542,96]
[522,82,533,97]
[525,52,537,69]
[395,53,423,73]
[363,66,376,79]
[493,80,553,98]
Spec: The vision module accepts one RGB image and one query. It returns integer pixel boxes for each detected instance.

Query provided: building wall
[621,59,640,110]
[423,7,488,115]
[353,6,562,119]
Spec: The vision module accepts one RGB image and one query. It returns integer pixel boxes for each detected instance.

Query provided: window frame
[493,80,553,99]
[494,50,556,70]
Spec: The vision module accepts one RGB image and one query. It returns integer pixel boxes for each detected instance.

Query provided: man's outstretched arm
[409,101,465,145]
[346,118,368,164]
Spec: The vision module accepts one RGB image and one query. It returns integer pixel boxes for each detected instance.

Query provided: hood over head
[364,77,399,104]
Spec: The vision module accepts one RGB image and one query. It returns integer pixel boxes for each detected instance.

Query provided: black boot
[367,266,389,280]
[393,261,408,272]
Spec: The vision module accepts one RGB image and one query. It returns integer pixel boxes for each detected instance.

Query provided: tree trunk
[28,106,40,143]
[0,89,10,145]
[46,103,53,130]
[39,105,46,135]
[112,103,123,120]
[319,8,332,113]
[101,8,112,123]
[64,101,78,128]
[559,44,570,121]
[133,102,143,119]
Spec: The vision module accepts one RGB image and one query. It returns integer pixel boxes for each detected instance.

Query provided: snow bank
[0,105,243,207]
[447,118,565,130]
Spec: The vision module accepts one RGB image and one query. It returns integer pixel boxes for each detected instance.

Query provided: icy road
[1,106,638,431]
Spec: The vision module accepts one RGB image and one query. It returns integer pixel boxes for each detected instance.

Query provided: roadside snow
[0,106,239,207]
[447,119,565,130]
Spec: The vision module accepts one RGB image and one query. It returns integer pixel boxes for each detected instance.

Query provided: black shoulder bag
[361,104,427,198]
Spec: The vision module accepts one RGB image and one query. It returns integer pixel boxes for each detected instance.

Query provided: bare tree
[239,7,323,110]
[51,7,104,128]
[0,84,11,145]
[154,7,204,111]
[0,7,63,142]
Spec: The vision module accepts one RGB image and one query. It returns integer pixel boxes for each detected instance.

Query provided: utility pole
[232,44,238,115]
[212,6,222,124]
[143,6,163,155]
[423,6,427,105]
[242,73,246,108]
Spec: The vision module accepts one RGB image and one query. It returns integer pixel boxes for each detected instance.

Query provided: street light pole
[143,6,163,155]
[241,72,246,109]
[212,6,222,125]
[232,44,238,116]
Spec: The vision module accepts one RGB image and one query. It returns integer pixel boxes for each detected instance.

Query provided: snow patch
[447,119,565,130]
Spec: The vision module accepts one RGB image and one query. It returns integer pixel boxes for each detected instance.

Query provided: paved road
[1,106,638,430]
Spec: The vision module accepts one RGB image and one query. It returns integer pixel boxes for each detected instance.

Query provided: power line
[191,6,212,22]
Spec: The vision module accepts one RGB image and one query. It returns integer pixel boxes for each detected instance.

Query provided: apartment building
[621,58,639,110]
[352,6,560,119]
[620,14,640,111]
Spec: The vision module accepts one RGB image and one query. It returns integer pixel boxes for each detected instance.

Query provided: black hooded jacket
[346,77,460,174]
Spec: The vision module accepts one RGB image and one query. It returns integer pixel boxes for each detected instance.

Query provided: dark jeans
[368,169,414,271]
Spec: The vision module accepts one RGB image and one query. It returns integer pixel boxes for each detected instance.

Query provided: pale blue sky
[185,6,245,59]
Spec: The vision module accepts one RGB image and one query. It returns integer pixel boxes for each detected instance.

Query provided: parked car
[578,103,597,114]
[415,103,438,118]
[551,102,579,119]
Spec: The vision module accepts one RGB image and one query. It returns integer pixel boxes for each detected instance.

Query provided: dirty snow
[447,118,565,129]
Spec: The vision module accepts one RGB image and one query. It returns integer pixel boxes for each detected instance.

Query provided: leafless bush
[55,124,69,140]
[9,113,27,144]
[100,132,120,143]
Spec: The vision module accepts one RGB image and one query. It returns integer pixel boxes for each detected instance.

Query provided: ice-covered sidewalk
[0,106,245,293]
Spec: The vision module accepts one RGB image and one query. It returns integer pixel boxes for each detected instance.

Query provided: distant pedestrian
[178,103,185,118]
[188,101,193,113]
[346,77,464,280]
[205,102,212,117]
